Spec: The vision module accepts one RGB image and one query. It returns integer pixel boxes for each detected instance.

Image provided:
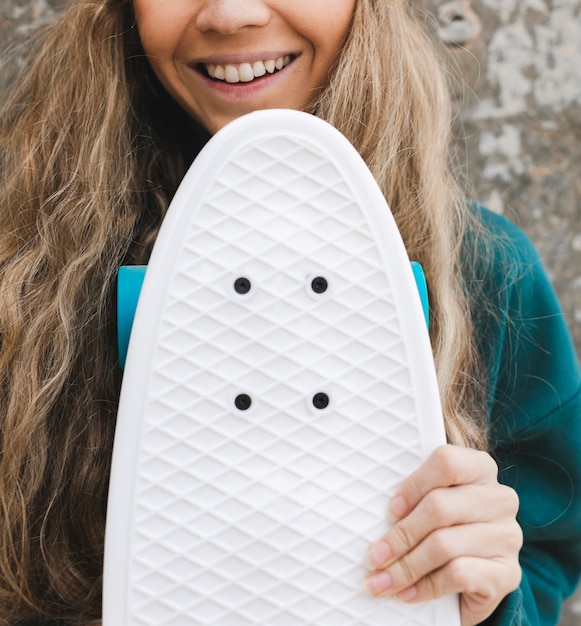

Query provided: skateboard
[104,110,460,625]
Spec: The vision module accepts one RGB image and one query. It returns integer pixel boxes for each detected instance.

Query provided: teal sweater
[14,210,581,625]
[473,209,581,625]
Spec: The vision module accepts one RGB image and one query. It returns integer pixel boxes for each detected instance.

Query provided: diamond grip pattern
[104,112,458,625]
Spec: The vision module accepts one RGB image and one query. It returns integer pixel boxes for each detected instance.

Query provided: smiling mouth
[202,55,293,84]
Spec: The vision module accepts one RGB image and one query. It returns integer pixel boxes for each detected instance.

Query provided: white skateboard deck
[104,110,460,625]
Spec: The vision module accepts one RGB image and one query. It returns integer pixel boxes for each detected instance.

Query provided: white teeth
[205,55,291,83]
[238,63,254,83]
[224,65,239,83]
[252,61,266,77]
[206,64,226,80]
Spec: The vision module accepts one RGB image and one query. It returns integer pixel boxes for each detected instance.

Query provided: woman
[0,0,579,624]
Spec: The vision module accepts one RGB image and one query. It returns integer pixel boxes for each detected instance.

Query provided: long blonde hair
[0,0,485,622]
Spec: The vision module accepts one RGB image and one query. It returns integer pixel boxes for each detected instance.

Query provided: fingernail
[388,495,407,521]
[367,540,392,568]
[367,571,392,596]
[399,585,418,602]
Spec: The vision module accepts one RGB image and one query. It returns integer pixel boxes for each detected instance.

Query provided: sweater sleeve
[474,210,581,626]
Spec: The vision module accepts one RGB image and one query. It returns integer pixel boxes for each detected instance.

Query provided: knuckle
[446,558,474,592]
[433,446,500,485]
[494,560,522,596]
[433,445,459,478]
[428,528,455,560]
[423,489,451,524]
[481,450,500,475]
[391,520,417,552]
[495,484,521,525]
[508,563,523,591]
[421,571,440,601]
[396,555,419,586]
[503,485,520,515]
[507,521,524,552]
[437,445,477,482]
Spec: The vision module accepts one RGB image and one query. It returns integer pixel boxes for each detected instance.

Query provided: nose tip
[195,0,271,34]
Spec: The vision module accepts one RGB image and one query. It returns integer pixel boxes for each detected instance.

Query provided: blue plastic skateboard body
[117,263,429,369]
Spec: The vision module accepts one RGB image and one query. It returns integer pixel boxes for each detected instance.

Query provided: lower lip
[192,60,296,100]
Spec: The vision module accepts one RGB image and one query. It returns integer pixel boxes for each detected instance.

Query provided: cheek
[309,1,355,65]
[331,2,356,51]
[133,3,184,60]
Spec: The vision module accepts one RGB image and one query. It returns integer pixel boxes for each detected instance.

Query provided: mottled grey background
[1,0,580,624]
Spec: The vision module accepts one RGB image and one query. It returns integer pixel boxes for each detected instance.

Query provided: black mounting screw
[311,276,328,294]
[235,394,252,411]
[312,392,330,410]
[234,277,252,295]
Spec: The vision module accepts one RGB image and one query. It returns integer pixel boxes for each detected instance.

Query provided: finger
[388,445,500,522]
[367,520,522,597]
[399,556,522,626]
[368,482,520,569]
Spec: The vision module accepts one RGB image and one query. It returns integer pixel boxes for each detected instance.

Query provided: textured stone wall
[1,0,580,624]
[420,0,581,362]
